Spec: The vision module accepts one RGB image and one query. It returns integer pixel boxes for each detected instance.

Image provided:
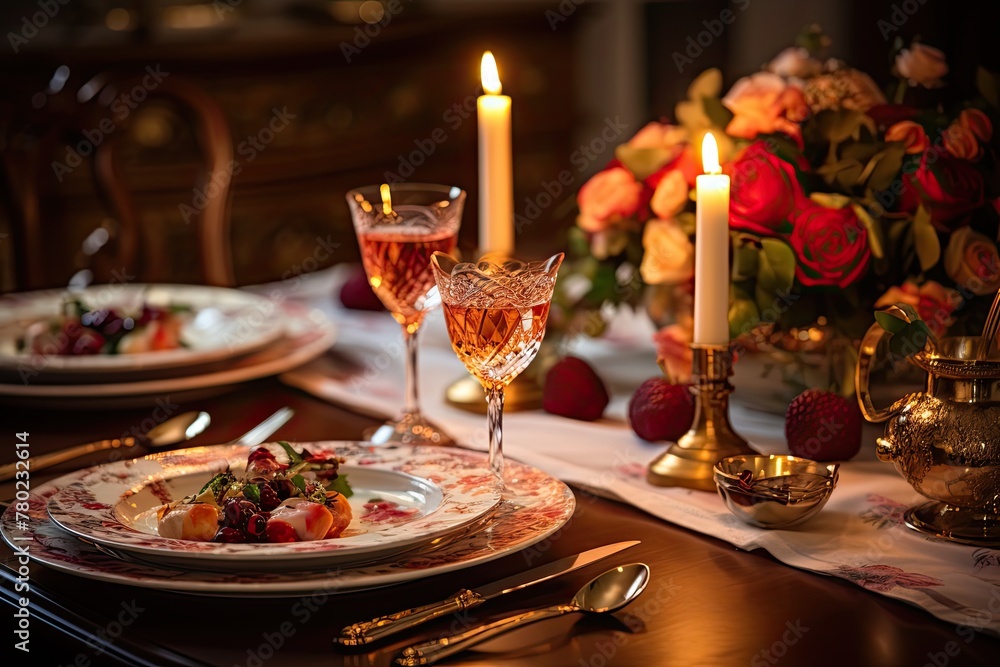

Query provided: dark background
[1,0,997,291]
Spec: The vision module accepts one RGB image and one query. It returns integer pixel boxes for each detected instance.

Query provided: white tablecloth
[270,268,1000,637]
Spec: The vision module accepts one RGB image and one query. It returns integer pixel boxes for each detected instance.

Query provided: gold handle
[856,306,919,423]
[0,438,138,482]
[336,589,485,646]
[394,604,576,666]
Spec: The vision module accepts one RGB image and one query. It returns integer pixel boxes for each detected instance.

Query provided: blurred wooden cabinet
[0,2,579,291]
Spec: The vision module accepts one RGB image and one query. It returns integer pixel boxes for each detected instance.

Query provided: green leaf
[614,146,675,180]
[729,298,760,339]
[875,311,908,334]
[756,238,796,295]
[852,204,885,259]
[976,66,1000,109]
[912,207,941,271]
[276,441,304,466]
[327,475,354,499]
[888,320,933,358]
[242,483,260,504]
[864,145,906,192]
[731,238,760,281]
[702,95,734,129]
[291,474,307,493]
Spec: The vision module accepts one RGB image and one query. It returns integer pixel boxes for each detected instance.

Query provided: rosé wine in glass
[432,252,563,481]
[347,184,465,446]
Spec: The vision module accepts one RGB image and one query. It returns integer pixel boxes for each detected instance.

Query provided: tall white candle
[477,51,514,256]
[693,132,731,346]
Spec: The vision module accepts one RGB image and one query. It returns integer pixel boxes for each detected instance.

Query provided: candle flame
[481,51,502,95]
[701,132,721,175]
[380,183,393,215]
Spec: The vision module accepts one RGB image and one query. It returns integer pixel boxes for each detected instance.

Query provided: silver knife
[336,540,640,646]
[231,407,294,445]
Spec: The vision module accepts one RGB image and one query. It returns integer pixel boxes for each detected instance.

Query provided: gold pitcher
[856,305,1000,546]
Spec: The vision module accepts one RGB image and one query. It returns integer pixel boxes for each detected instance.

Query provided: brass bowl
[714,455,839,529]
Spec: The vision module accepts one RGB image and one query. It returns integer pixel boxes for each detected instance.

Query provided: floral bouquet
[561,27,1000,396]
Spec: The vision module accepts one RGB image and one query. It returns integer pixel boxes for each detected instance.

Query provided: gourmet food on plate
[19,297,193,356]
[158,442,353,544]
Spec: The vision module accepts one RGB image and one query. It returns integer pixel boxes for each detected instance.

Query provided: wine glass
[347,183,465,446]
[431,252,563,481]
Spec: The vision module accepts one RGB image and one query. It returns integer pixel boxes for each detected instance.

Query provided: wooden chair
[1,71,236,291]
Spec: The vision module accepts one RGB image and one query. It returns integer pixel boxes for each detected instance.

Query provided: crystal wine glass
[431,252,563,481]
[347,183,465,446]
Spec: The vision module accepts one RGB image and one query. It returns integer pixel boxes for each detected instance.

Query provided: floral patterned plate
[1,454,575,597]
[43,443,502,570]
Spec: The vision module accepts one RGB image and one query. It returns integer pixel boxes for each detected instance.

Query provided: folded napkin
[279,268,1000,637]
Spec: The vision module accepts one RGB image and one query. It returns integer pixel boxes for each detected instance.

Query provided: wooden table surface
[2,378,998,667]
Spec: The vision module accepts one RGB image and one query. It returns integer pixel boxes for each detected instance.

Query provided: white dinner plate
[0,300,335,408]
[44,442,502,570]
[1,454,575,597]
[0,284,286,382]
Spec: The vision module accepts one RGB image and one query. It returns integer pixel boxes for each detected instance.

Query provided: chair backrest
[2,72,236,291]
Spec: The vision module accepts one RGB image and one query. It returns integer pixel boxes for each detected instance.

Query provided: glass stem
[486,386,505,483]
[403,327,420,416]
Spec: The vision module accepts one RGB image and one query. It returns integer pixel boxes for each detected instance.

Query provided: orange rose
[943,109,993,161]
[943,122,982,161]
[944,227,1000,296]
[895,43,948,88]
[576,167,643,233]
[958,109,992,142]
[885,121,929,154]
[723,72,810,142]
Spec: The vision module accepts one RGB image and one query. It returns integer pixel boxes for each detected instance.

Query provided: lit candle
[694,132,731,346]
[477,51,514,256]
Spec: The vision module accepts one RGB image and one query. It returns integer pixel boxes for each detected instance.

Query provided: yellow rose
[650,170,689,220]
[640,219,694,286]
[944,227,1000,296]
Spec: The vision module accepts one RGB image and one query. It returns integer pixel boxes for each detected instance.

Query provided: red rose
[903,154,984,231]
[788,204,870,288]
[726,141,808,237]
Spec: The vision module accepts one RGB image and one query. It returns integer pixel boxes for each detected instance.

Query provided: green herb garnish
[328,476,354,499]
[242,483,261,504]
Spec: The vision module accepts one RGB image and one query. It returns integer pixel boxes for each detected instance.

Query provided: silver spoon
[394,563,651,666]
[0,411,210,481]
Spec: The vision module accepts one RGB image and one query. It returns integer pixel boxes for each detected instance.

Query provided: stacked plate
[0,284,337,407]
[0,442,576,597]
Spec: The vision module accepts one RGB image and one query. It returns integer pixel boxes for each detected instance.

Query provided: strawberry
[628,378,695,442]
[339,265,385,311]
[542,356,610,421]
[785,389,862,461]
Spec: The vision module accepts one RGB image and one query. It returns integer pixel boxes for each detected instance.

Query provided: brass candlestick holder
[647,344,756,491]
